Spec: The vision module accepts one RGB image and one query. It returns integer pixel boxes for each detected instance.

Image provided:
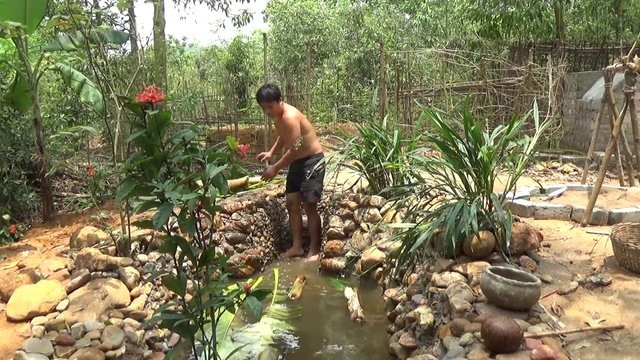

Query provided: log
[344,286,365,323]
[288,275,307,301]
[524,324,624,338]
[227,176,249,191]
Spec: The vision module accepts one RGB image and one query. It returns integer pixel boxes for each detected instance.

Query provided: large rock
[0,268,41,302]
[117,267,141,290]
[69,226,110,250]
[61,279,130,324]
[349,230,372,252]
[100,325,125,351]
[360,247,386,272]
[507,222,543,255]
[323,240,345,258]
[432,271,466,288]
[70,347,106,360]
[6,280,66,321]
[74,248,133,272]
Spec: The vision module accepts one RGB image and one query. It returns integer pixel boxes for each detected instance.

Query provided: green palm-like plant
[330,116,423,195]
[394,99,551,265]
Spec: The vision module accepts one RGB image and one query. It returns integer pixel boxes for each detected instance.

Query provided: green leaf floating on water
[329,277,350,292]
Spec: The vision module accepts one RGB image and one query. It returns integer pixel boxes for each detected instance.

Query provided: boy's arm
[272,115,302,172]
[269,136,283,155]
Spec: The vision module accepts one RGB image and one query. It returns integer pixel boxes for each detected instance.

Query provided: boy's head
[256,83,284,117]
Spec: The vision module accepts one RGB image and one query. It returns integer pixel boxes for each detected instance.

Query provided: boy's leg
[282,192,305,258]
[303,202,321,261]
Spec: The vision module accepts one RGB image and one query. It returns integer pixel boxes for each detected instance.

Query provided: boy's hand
[257,151,272,162]
[262,165,278,181]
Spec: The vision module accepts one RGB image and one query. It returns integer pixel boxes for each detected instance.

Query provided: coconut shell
[480,316,523,354]
[463,230,496,259]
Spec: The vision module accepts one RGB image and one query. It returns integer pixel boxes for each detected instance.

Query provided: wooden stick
[602,71,627,187]
[524,324,624,338]
[581,74,608,184]
[605,75,636,186]
[626,71,640,182]
[582,75,631,226]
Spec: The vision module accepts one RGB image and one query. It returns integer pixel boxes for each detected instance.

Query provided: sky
[134,0,269,46]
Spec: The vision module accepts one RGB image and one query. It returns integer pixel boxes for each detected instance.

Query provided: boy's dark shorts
[286,153,325,203]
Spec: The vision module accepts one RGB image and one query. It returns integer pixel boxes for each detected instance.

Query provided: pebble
[100,325,125,351]
[442,336,459,350]
[136,254,149,263]
[55,332,76,346]
[69,347,105,360]
[123,318,141,330]
[31,325,45,338]
[443,345,466,360]
[148,252,161,262]
[459,332,474,347]
[530,345,556,360]
[523,338,544,350]
[411,294,426,305]
[74,337,91,348]
[30,316,47,327]
[589,274,612,286]
[55,299,70,312]
[70,322,85,339]
[14,352,48,360]
[83,320,105,332]
[539,274,554,284]
[557,281,579,295]
[55,345,77,358]
[22,338,54,357]
[399,332,417,350]
[85,330,101,340]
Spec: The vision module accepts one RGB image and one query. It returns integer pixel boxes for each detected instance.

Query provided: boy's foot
[281,247,305,258]
[304,249,321,263]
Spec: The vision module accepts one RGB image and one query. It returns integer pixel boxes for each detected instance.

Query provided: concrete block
[507,199,535,218]
[608,208,640,225]
[566,184,593,191]
[571,206,609,226]
[533,204,572,221]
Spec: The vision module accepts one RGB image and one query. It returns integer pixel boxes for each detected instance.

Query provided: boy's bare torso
[275,103,323,160]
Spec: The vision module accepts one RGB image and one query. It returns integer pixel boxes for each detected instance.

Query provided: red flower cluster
[8,224,16,236]
[135,85,166,105]
[86,164,95,177]
[237,144,251,158]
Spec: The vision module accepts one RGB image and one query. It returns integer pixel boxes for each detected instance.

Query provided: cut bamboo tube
[524,324,624,338]
[582,78,632,226]
[344,286,365,323]
[287,275,307,301]
[602,71,627,187]
[627,71,640,182]
[581,83,608,184]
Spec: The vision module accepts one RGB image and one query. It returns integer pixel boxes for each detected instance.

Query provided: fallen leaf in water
[587,318,606,327]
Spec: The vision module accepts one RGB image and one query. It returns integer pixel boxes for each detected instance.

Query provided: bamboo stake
[582,77,631,226]
[626,71,640,182]
[524,324,624,338]
[602,71,627,187]
[581,75,608,184]
[605,75,636,186]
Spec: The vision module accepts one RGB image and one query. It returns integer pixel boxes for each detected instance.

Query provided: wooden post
[603,70,627,186]
[582,70,633,226]
[378,42,387,122]
[607,95,637,186]
[406,52,412,126]
[581,84,607,184]
[306,42,312,115]
[627,71,640,182]
[263,33,270,152]
[395,65,400,126]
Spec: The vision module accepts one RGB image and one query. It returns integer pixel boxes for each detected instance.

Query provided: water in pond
[221,259,392,360]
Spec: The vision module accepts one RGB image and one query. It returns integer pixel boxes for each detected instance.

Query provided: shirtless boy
[255,83,325,261]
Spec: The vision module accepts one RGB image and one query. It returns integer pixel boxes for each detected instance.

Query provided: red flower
[86,164,95,177]
[243,282,252,295]
[135,85,166,105]
[237,144,251,158]
[8,224,16,236]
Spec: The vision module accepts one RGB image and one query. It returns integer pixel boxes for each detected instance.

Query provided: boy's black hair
[255,83,283,103]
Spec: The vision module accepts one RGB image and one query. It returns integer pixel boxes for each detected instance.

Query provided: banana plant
[0,0,127,221]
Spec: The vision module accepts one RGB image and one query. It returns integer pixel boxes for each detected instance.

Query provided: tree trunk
[153,0,167,91]
[553,0,565,50]
[128,2,141,67]
[15,37,55,221]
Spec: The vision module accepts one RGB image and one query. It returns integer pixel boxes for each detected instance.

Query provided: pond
[220,259,392,360]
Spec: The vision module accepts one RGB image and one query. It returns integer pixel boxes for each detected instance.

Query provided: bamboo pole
[627,71,640,182]
[581,72,608,184]
[582,72,632,226]
[306,42,312,114]
[605,75,636,186]
[524,324,624,338]
[602,71,627,187]
[263,33,270,152]
[378,42,387,122]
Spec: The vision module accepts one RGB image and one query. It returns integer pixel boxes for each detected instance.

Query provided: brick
[571,207,609,226]
[608,208,640,224]
[533,204,572,221]
[507,199,535,218]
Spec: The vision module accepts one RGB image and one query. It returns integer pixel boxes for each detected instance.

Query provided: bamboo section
[602,71,627,187]
[287,275,307,301]
[344,286,365,323]
[605,77,636,186]
[627,71,640,182]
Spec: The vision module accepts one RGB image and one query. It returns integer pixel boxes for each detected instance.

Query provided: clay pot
[463,230,496,259]
[481,316,523,353]
[480,266,541,311]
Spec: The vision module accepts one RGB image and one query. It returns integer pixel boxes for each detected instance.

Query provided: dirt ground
[543,187,640,209]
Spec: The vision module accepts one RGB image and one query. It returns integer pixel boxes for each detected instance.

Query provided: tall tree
[153,0,167,90]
